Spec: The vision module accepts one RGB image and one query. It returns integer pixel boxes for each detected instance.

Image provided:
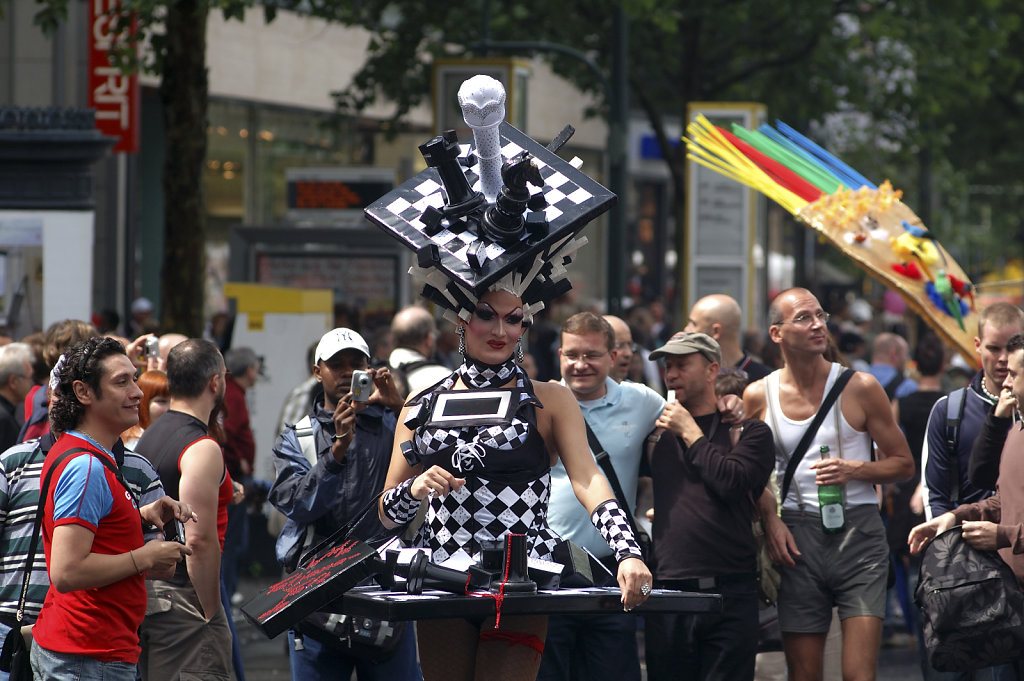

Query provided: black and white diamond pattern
[424,473,560,563]
[412,370,531,456]
[591,499,642,563]
[381,478,420,526]
[460,357,518,389]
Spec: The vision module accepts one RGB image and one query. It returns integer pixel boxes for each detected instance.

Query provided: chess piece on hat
[459,74,506,202]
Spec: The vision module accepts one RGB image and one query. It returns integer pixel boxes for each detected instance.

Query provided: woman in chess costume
[378,287,651,681]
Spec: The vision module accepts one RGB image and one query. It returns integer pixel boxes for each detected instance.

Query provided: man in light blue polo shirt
[868,332,918,399]
[537,311,665,681]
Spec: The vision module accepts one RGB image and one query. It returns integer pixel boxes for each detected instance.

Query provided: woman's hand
[410,465,465,500]
[231,480,245,505]
[617,557,653,611]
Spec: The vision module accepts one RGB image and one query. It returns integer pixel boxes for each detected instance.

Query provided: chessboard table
[337,585,721,621]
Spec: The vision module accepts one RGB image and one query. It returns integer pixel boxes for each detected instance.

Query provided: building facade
[0,2,615,333]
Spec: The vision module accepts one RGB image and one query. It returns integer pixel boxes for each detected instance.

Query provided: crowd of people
[0,286,1019,681]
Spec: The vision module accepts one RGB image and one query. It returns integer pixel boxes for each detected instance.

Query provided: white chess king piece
[458,75,506,203]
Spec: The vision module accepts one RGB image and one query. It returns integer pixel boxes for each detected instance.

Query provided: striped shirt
[0,434,164,622]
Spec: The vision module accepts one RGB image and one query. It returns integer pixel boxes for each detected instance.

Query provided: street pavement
[233,576,925,681]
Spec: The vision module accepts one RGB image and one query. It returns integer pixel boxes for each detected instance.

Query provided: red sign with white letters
[87,0,139,153]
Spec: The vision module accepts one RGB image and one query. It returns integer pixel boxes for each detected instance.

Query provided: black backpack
[915,527,1024,671]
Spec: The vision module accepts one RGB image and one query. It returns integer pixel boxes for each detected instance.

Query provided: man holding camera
[268,327,421,680]
[136,338,236,680]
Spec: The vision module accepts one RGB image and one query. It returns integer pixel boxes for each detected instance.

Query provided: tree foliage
[328,0,1024,302]
[12,0,1024,326]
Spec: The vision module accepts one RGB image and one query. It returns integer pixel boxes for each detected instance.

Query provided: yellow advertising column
[223,283,332,483]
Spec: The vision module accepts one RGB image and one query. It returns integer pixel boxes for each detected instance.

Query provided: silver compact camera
[145,336,160,359]
[350,370,373,401]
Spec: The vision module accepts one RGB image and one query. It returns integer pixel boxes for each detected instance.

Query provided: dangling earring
[457,325,466,356]
[516,337,525,363]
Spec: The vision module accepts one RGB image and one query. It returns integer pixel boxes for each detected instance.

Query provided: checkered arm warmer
[381,478,421,526]
[590,499,643,563]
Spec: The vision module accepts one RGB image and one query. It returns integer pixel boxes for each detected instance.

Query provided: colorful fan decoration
[686,115,979,368]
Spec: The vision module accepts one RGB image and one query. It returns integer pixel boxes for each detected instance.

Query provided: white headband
[48,354,66,394]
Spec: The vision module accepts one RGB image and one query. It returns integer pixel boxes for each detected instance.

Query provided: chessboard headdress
[364,75,616,325]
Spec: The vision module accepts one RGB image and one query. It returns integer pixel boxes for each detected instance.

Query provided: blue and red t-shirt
[32,433,146,663]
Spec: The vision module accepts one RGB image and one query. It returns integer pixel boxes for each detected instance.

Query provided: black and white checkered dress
[405,369,562,564]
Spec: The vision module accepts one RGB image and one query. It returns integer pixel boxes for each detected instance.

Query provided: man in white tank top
[743,288,913,681]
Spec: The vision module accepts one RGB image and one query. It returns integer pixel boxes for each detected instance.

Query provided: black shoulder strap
[883,371,904,400]
[945,388,968,505]
[84,448,139,507]
[17,447,89,621]
[583,419,642,540]
[396,359,432,375]
[780,368,856,505]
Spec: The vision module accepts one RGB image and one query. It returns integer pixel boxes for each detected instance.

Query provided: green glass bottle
[817,445,845,533]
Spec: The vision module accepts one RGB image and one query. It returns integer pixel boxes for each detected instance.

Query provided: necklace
[67,429,115,457]
[981,376,1000,403]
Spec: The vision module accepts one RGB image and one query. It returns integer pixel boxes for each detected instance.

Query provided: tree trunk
[159,0,209,337]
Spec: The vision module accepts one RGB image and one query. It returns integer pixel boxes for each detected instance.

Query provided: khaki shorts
[139,580,233,680]
[777,504,888,633]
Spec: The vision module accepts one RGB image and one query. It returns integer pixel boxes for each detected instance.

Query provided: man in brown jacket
[910,332,1024,583]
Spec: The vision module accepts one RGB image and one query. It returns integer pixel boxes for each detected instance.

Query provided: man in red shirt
[221,346,260,611]
[32,337,192,680]
[222,347,260,480]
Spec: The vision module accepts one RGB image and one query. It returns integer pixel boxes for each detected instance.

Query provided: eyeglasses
[773,311,830,327]
[614,341,638,353]
[562,351,609,363]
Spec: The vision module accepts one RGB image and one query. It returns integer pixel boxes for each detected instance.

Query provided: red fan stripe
[717,127,823,204]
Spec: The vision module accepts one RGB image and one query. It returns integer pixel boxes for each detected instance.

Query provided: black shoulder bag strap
[779,368,856,506]
[583,419,643,541]
[15,447,91,623]
[883,371,904,400]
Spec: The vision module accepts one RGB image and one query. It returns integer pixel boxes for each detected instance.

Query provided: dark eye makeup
[474,307,497,321]
[472,304,524,326]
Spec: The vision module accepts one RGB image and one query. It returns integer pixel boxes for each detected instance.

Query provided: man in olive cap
[642,331,774,681]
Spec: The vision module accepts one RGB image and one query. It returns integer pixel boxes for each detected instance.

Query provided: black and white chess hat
[364,120,616,325]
